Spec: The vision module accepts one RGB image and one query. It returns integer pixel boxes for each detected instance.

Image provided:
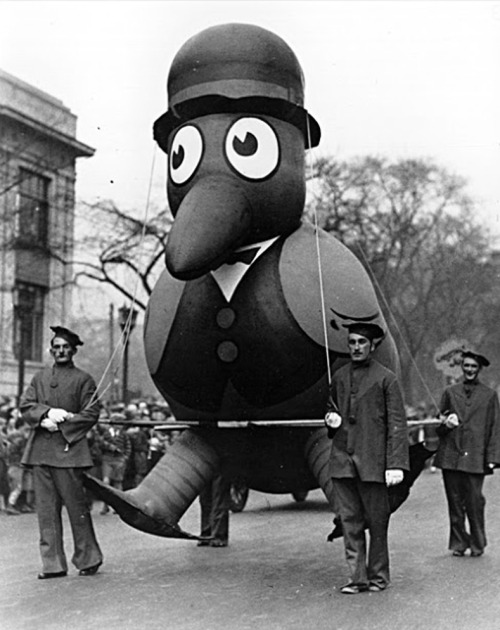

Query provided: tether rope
[305,116,332,387]
[84,146,158,410]
[355,242,440,411]
[303,116,437,409]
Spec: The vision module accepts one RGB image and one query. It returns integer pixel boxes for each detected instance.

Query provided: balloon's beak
[166,176,252,280]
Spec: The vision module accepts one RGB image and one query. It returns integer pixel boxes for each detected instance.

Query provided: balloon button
[217,341,238,362]
[216,308,236,329]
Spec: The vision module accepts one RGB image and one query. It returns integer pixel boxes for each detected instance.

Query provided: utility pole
[117,304,138,404]
[109,303,118,403]
[12,285,30,407]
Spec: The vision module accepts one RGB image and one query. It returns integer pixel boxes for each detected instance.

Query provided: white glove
[48,408,69,423]
[385,469,404,486]
[325,411,342,429]
[444,413,459,429]
[40,418,59,433]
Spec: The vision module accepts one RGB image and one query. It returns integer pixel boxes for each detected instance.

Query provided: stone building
[0,69,94,401]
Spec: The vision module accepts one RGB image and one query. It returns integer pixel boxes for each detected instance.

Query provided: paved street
[2,467,500,630]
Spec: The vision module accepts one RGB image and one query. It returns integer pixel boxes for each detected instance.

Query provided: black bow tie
[225,247,260,266]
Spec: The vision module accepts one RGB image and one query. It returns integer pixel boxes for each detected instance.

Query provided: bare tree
[69,200,173,310]
[306,156,497,402]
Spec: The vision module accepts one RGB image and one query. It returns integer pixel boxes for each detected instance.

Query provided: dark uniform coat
[434,380,500,474]
[20,362,103,575]
[326,357,409,589]
[327,358,410,481]
[21,364,99,468]
[434,378,500,555]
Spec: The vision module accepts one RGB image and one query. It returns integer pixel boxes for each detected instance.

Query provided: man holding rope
[20,326,103,579]
[325,322,409,594]
[435,350,500,558]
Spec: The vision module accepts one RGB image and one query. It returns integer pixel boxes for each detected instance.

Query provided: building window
[13,282,45,362]
[18,169,49,247]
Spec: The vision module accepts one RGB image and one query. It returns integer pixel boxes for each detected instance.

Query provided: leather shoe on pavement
[79,563,101,576]
[340,583,368,594]
[37,571,67,580]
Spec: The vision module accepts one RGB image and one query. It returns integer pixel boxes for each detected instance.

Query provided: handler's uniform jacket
[327,358,409,480]
[434,378,500,555]
[20,362,102,575]
[21,363,99,467]
[434,379,500,473]
[326,357,409,589]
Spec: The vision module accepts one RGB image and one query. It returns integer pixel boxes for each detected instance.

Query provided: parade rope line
[83,146,158,412]
[355,243,441,412]
[304,108,439,412]
[306,114,333,388]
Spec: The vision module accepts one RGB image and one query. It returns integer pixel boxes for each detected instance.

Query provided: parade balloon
[85,23,424,541]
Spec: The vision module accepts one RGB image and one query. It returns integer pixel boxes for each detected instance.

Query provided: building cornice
[0,105,95,158]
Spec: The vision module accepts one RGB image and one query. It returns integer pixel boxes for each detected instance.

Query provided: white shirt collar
[211,237,279,301]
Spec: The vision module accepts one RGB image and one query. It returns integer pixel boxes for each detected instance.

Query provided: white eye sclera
[225,118,279,180]
[169,125,203,185]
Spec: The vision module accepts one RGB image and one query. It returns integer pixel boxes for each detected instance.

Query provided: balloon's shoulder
[280,221,384,352]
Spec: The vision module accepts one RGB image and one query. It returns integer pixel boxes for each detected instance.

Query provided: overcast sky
[2,0,500,238]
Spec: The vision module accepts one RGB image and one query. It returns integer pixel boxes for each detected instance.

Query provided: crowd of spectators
[0,396,35,514]
[85,398,183,511]
[0,394,183,515]
[1,393,439,516]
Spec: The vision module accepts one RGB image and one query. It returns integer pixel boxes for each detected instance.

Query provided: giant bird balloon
[86,23,429,539]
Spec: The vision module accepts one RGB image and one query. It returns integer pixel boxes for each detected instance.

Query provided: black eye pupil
[172,145,185,170]
[233,132,257,156]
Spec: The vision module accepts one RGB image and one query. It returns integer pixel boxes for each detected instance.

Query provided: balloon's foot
[83,473,201,540]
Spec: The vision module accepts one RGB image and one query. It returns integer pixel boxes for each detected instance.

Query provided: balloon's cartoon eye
[225,118,279,180]
[169,125,203,185]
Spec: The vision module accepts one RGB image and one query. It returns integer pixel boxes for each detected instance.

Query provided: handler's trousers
[199,472,231,543]
[332,477,391,589]
[33,466,103,574]
[442,469,486,554]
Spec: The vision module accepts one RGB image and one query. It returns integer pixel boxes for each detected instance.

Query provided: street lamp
[12,284,31,407]
[117,304,138,404]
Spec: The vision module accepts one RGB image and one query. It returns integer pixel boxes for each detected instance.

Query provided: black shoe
[471,550,484,557]
[38,571,67,580]
[197,540,211,547]
[452,550,465,557]
[368,583,388,592]
[79,563,101,576]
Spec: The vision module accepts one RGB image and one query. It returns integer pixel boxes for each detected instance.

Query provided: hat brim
[153,95,321,152]
[346,322,385,342]
[462,351,490,367]
[50,326,83,347]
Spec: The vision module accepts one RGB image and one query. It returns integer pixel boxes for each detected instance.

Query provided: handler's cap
[50,326,83,348]
[347,322,385,342]
[462,350,490,368]
[153,23,321,151]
